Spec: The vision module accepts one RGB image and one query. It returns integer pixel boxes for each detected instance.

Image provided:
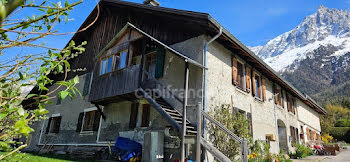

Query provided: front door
[144,52,157,80]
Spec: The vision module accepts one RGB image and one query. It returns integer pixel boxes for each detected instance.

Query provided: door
[144,52,157,80]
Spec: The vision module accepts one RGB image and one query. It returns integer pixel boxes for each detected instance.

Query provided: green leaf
[17,107,25,116]
[0,113,8,120]
[73,75,79,84]
[59,91,69,100]
[26,94,37,99]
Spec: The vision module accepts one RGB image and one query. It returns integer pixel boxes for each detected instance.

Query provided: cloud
[266,8,288,16]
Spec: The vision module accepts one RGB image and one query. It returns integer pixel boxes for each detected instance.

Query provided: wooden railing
[89,64,140,102]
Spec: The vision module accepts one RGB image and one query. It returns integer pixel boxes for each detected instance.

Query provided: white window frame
[48,113,61,134]
[81,107,98,133]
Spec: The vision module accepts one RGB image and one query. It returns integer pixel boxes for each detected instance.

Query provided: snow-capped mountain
[252,6,350,103]
[253,6,350,72]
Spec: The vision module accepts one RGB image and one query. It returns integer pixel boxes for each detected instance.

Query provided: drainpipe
[200,26,222,162]
[202,26,222,143]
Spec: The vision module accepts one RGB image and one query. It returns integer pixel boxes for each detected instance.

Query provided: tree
[0,0,98,159]
[207,104,252,161]
[320,103,350,134]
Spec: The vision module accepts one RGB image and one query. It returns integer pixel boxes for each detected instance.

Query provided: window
[115,50,128,70]
[254,74,262,99]
[237,62,245,90]
[76,108,101,133]
[100,56,113,75]
[273,85,284,107]
[45,114,62,134]
[290,126,298,146]
[141,104,151,127]
[287,94,296,114]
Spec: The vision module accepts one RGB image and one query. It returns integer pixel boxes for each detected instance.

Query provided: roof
[68,0,326,115]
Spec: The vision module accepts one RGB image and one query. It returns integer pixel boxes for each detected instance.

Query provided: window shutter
[82,73,92,96]
[273,84,278,104]
[76,112,84,132]
[262,77,266,101]
[232,56,238,85]
[306,128,311,140]
[245,66,251,92]
[93,110,101,131]
[141,104,151,127]
[46,117,52,134]
[155,47,165,78]
[53,116,62,133]
[252,71,256,96]
[129,102,139,129]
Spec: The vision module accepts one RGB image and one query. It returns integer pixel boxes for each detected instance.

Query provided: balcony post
[181,61,189,162]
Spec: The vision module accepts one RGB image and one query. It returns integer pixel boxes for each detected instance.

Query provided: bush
[290,144,313,159]
[335,119,350,127]
[321,133,333,144]
[329,127,350,143]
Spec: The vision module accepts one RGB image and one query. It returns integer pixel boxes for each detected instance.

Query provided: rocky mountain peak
[252,6,350,72]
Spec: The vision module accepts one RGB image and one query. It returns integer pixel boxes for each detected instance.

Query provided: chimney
[143,0,160,7]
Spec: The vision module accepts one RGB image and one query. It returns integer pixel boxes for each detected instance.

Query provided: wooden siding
[89,64,140,102]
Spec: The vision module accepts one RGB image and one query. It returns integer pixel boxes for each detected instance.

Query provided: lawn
[0,152,94,162]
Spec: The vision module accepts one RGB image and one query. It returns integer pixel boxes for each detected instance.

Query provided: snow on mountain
[253,6,350,72]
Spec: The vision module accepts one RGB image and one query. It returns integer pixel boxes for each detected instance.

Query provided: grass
[0,152,96,162]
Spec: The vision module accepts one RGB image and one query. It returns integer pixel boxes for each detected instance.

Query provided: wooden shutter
[252,70,256,96]
[45,117,52,134]
[82,72,92,96]
[273,84,278,104]
[93,110,101,131]
[245,66,251,92]
[141,104,151,127]
[76,112,84,132]
[129,102,139,129]
[262,77,266,101]
[53,116,62,133]
[232,56,238,85]
[306,128,311,140]
[155,47,165,78]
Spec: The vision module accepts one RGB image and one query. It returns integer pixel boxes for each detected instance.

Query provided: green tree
[0,0,97,160]
[320,104,350,134]
[207,104,252,161]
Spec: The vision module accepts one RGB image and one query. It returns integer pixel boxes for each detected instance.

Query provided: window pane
[106,57,113,73]
[115,55,120,70]
[100,59,107,75]
[119,51,128,69]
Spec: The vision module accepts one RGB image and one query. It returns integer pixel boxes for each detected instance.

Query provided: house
[24,0,326,161]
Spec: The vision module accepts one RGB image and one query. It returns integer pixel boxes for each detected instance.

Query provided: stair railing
[196,102,248,162]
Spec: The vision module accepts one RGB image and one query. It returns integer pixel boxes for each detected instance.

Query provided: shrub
[335,119,350,127]
[321,133,333,144]
[329,127,350,143]
[290,144,313,159]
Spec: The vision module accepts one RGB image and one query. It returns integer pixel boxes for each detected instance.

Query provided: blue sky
[5,0,350,56]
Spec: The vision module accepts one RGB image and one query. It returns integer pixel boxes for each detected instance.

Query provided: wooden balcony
[89,64,140,102]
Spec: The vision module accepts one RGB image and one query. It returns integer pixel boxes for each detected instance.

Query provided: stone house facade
[24,0,326,161]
